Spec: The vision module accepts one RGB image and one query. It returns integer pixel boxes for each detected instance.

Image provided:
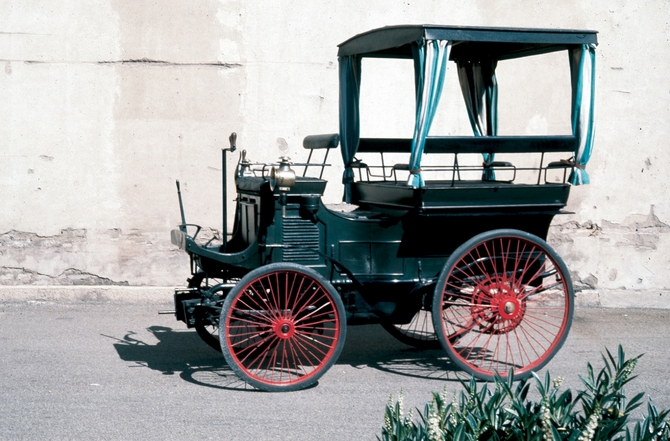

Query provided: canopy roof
[337,25,598,61]
[337,24,598,200]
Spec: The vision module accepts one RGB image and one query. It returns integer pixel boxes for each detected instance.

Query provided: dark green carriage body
[174,162,567,324]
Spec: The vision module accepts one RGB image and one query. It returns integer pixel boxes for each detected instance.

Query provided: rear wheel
[220,263,346,391]
[381,309,440,349]
[432,229,573,381]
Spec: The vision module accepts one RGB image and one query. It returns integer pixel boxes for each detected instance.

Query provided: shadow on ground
[105,324,463,391]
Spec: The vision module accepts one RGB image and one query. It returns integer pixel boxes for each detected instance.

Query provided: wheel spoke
[240,283,277,322]
[292,332,325,366]
[382,309,440,349]
[290,280,319,317]
[292,332,331,358]
[237,333,279,368]
[261,274,283,322]
[520,312,561,344]
[521,311,565,332]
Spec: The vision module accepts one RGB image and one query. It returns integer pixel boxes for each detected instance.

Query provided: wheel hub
[498,297,522,320]
[472,282,526,334]
[273,320,296,339]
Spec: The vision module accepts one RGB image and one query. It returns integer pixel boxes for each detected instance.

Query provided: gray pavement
[1,300,669,440]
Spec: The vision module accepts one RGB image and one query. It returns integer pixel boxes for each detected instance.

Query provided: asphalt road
[1,300,669,440]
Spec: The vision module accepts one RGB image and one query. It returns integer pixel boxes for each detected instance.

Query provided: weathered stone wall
[1,1,669,302]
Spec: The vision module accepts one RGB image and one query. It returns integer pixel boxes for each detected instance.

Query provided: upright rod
[222,132,237,250]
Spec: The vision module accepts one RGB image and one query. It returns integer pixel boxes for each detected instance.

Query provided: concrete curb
[0,286,175,303]
[576,289,670,309]
[1,286,670,309]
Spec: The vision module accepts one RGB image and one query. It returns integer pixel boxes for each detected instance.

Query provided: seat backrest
[302,133,340,178]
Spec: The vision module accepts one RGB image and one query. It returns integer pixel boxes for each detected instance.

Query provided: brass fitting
[270,156,296,193]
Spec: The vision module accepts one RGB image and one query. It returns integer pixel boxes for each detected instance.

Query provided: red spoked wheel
[432,229,573,381]
[219,263,346,391]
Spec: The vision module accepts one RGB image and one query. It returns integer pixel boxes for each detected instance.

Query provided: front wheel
[220,263,346,391]
[432,229,573,381]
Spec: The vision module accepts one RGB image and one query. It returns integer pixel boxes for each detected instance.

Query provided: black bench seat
[354,180,570,214]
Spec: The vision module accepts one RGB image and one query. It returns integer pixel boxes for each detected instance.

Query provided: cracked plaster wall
[549,206,670,293]
[1,1,670,292]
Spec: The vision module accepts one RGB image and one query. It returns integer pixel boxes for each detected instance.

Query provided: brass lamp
[270,156,296,193]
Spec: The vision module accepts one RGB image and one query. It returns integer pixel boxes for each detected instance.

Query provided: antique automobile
[169,24,597,391]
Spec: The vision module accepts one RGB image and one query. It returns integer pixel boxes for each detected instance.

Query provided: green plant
[380,346,670,441]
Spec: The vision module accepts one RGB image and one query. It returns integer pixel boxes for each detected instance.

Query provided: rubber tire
[432,229,574,381]
[381,309,441,350]
[219,263,347,392]
[188,273,227,352]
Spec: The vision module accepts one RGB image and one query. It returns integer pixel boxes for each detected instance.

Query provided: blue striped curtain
[569,44,597,185]
[407,40,452,188]
[457,59,499,180]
